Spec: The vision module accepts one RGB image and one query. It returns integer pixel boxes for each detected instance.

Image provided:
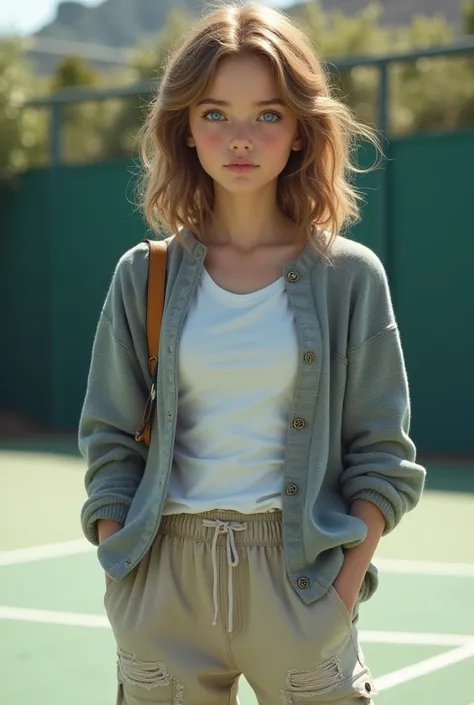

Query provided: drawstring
[202,519,247,633]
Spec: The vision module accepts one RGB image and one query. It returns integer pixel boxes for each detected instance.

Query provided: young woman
[79,3,425,704]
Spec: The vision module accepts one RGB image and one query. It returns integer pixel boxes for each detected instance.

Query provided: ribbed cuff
[350,490,396,535]
[81,501,130,546]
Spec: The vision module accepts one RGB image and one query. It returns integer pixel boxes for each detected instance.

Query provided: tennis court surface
[1,437,473,705]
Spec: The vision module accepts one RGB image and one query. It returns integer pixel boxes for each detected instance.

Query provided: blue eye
[203,110,225,121]
[259,111,281,123]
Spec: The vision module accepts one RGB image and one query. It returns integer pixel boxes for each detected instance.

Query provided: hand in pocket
[332,574,360,618]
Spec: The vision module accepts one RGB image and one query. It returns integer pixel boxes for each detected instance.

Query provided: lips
[224,160,259,173]
[226,160,257,167]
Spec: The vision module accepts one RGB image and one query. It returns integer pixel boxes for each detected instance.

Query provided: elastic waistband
[158,509,283,546]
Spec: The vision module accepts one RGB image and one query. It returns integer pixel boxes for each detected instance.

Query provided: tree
[464,0,474,34]
[300,4,474,135]
[458,1,474,125]
[50,55,113,163]
[50,55,100,91]
[390,16,473,133]
[0,40,47,176]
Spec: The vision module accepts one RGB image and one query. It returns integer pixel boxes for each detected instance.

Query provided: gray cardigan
[79,229,425,604]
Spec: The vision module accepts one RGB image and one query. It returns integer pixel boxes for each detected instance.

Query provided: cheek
[193,126,223,154]
[257,128,294,155]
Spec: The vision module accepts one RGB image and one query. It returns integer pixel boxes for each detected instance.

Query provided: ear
[291,134,303,151]
[187,132,196,148]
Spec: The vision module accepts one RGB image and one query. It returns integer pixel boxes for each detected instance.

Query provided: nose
[229,129,253,152]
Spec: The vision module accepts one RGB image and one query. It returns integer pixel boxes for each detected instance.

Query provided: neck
[206,182,297,250]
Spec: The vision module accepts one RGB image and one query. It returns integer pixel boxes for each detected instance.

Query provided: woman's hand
[98,519,122,589]
[98,519,122,543]
[332,570,362,616]
[333,499,386,615]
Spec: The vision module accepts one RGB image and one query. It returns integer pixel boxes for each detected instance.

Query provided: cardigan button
[297,577,310,589]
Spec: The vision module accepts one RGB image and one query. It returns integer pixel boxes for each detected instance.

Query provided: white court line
[0,606,108,628]
[0,539,93,566]
[376,558,474,578]
[376,641,474,691]
[1,539,474,577]
[361,630,474,647]
[1,606,473,650]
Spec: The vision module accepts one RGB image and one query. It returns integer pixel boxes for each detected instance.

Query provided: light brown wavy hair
[139,1,381,253]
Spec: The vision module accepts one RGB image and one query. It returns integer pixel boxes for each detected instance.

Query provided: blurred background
[0,0,473,451]
[0,2,473,705]
[0,0,474,456]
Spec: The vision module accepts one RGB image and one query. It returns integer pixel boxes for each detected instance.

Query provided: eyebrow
[196,98,285,107]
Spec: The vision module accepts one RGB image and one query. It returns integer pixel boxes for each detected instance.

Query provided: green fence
[1,129,473,454]
[1,42,473,455]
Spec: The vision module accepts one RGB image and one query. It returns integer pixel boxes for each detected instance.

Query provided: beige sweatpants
[104,509,376,705]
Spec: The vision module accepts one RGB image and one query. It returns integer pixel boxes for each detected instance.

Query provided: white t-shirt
[163,268,299,515]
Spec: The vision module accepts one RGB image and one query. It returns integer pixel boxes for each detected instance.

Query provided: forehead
[205,53,279,98]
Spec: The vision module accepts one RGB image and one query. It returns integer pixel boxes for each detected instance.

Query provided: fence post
[50,102,62,167]
[378,62,389,136]
[49,102,62,428]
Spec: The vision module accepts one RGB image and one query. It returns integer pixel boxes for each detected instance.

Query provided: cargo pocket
[282,599,377,705]
[282,656,376,704]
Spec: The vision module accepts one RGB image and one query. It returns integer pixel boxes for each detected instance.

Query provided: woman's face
[188,53,302,194]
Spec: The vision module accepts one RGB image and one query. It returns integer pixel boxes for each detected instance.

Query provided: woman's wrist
[97,518,122,544]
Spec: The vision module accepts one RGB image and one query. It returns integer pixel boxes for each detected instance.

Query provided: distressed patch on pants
[115,648,183,704]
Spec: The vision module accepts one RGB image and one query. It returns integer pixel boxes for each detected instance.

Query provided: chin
[216,175,279,194]
[225,182,264,192]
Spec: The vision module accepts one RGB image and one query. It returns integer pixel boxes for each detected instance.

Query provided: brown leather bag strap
[135,238,168,446]
[145,238,167,376]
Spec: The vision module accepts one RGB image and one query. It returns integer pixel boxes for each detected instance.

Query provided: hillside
[35,0,463,47]
[29,0,464,73]
[34,0,201,48]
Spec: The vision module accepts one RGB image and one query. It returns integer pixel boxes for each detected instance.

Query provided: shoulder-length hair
[139,2,381,254]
